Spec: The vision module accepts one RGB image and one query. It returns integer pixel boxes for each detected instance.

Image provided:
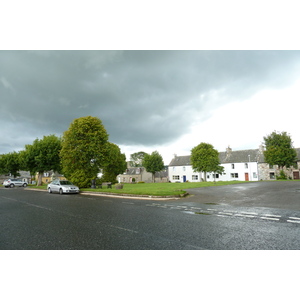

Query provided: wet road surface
[1,181,300,249]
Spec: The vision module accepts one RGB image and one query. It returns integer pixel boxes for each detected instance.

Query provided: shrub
[276,170,287,180]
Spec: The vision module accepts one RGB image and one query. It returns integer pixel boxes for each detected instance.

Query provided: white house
[168,146,279,183]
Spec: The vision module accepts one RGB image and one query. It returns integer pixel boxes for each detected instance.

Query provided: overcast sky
[2,50,300,164]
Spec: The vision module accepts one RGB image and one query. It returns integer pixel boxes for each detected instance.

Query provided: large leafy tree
[129,151,147,167]
[101,142,127,183]
[60,116,109,188]
[143,151,164,183]
[191,142,223,182]
[0,152,21,178]
[263,131,297,172]
[20,135,62,185]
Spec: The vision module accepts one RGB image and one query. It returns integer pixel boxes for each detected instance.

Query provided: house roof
[169,155,191,166]
[169,147,300,166]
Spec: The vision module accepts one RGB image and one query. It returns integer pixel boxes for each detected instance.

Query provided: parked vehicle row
[2,178,79,195]
[3,179,28,188]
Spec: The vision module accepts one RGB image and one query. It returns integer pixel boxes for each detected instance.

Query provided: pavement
[24,187,181,201]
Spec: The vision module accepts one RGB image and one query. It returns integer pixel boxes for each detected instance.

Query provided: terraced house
[168,145,300,182]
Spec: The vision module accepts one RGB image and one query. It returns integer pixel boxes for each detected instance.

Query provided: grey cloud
[1,50,300,153]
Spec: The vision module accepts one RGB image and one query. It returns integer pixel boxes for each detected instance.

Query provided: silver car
[47,180,79,194]
[3,178,28,188]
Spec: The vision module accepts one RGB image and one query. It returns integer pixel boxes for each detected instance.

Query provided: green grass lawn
[81,181,249,197]
[28,181,249,197]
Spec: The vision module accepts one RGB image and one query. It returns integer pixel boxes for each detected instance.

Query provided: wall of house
[169,162,259,182]
[168,165,201,183]
[217,162,259,182]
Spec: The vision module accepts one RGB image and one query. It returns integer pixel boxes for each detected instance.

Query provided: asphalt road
[1,181,300,250]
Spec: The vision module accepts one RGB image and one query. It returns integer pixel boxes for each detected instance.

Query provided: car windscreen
[60,181,73,185]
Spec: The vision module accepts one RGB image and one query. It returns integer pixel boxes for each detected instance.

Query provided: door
[245,173,249,181]
[293,172,300,180]
[183,175,186,182]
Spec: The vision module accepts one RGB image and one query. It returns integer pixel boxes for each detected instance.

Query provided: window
[253,172,257,178]
[245,163,248,169]
[231,173,239,178]
[231,164,235,169]
[269,164,274,169]
[173,167,176,171]
[173,175,180,180]
[183,167,186,171]
[270,172,275,179]
[213,174,219,179]
[192,175,198,180]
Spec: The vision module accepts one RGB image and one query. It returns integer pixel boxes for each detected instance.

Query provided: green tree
[0,152,21,178]
[191,142,223,182]
[263,131,297,176]
[129,151,147,167]
[20,135,62,185]
[101,142,127,183]
[60,116,109,188]
[143,151,164,183]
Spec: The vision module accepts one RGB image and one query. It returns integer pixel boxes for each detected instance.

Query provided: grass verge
[28,181,248,197]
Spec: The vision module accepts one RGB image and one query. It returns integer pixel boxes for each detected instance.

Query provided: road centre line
[109,225,138,233]
[260,217,280,221]
[122,202,134,205]
[235,214,255,218]
[240,211,258,215]
[287,220,300,224]
[263,214,281,218]
[289,217,300,220]
[218,212,233,216]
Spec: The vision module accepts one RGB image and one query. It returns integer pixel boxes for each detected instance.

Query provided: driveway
[186,181,300,211]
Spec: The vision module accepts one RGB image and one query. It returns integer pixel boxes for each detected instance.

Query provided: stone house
[35,171,66,185]
[168,146,300,182]
[117,167,169,183]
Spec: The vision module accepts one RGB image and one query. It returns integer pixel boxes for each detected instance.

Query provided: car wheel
[48,188,52,193]
[23,183,28,187]
[10,184,14,188]
[59,189,63,195]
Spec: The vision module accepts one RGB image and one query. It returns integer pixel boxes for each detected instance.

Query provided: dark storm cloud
[1,50,300,153]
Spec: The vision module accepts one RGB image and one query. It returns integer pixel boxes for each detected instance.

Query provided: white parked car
[3,178,28,188]
[47,180,79,194]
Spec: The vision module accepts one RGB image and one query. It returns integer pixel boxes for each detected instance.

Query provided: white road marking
[287,220,300,224]
[235,214,255,218]
[240,211,258,215]
[260,217,280,221]
[217,215,228,217]
[263,214,281,218]
[207,208,216,211]
[122,202,134,205]
[109,225,138,233]
[218,212,233,216]
[288,217,300,220]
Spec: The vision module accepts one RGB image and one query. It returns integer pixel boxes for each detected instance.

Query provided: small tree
[129,151,147,167]
[60,116,109,188]
[191,142,222,182]
[143,151,164,183]
[20,135,62,185]
[101,142,127,184]
[0,152,21,178]
[263,131,297,177]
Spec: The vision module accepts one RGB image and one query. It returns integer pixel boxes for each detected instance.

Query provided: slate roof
[169,148,300,166]
[169,156,191,166]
